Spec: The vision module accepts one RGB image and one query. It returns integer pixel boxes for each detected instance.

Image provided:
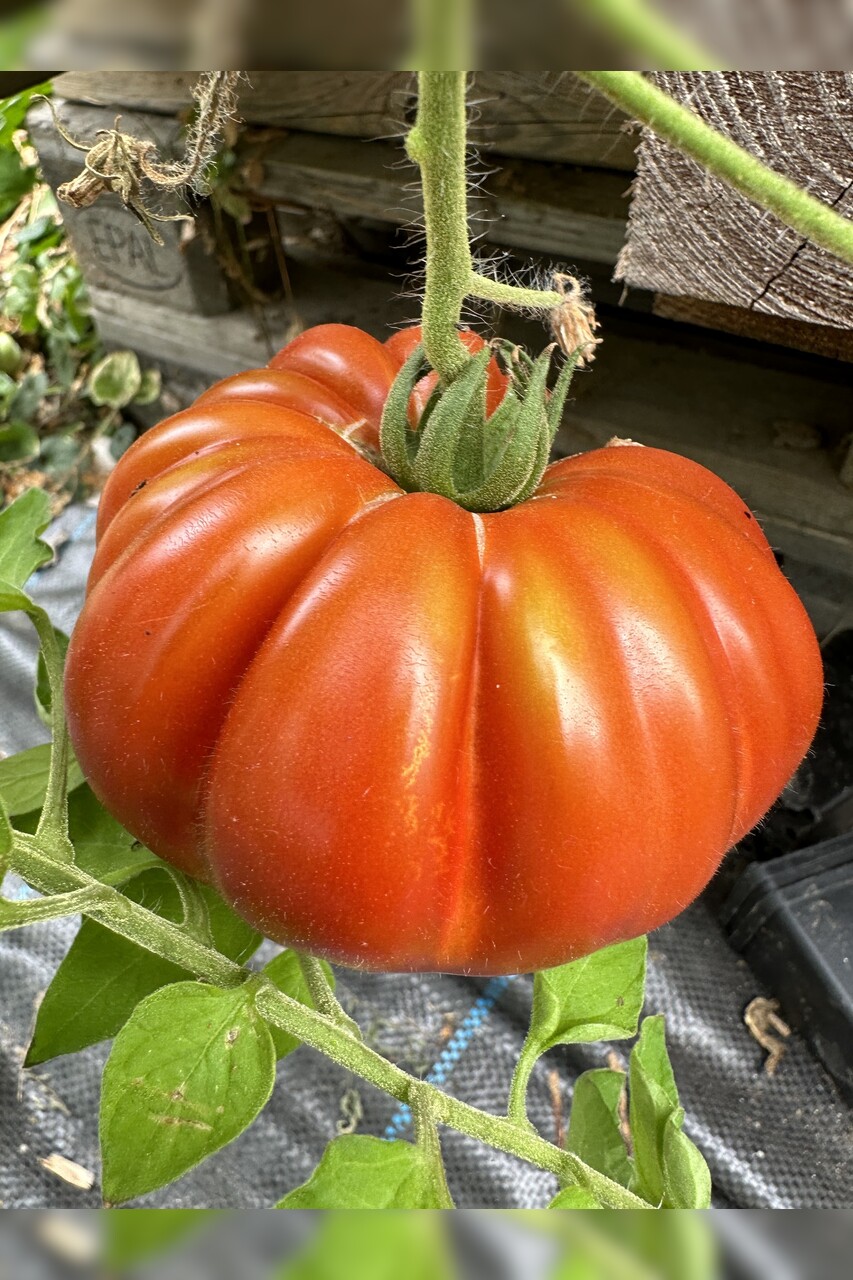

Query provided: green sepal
[411,345,493,500]
[378,338,578,513]
[546,347,583,441]
[459,346,553,511]
[378,343,429,491]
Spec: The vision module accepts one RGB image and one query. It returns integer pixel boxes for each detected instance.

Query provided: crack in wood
[749,169,853,311]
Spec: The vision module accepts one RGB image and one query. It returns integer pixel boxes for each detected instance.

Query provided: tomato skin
[268,323,398,445]
[384,325,509,420]
[65,325,823,974]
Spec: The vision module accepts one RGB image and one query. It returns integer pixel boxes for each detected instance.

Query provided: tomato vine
[0,37,835,1208]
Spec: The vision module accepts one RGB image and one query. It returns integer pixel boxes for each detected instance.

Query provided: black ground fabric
[1,504,851,1209]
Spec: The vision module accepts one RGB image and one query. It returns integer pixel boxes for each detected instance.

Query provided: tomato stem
[8,825,650,1208]
[28,606,73,858]
[572,0,720,70]
[406,63,565,387]
[506,1038,540,1129]
[411,1083,456,1207]
[578,71,853,267]
[295,950,363,1040]
[406,71,472,385]
[410,0,472,68]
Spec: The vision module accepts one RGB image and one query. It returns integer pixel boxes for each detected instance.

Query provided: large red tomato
[65,323,823,974]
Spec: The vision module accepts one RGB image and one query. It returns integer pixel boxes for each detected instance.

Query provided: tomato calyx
[379,339,582,512]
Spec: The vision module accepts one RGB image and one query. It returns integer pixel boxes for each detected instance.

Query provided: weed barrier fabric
[1,504,851,1209]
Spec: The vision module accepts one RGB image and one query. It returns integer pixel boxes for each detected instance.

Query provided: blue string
[383,974,515,1140]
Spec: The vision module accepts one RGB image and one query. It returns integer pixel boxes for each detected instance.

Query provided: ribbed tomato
[65,323,823,974]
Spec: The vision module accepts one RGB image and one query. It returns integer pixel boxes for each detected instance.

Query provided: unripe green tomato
[0,333,23,375]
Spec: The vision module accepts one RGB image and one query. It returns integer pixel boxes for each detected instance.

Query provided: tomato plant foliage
[0,268,822,1205]
[0,55,827,1209]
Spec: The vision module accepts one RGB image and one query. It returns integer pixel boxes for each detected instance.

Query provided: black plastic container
[720,832,853,1102]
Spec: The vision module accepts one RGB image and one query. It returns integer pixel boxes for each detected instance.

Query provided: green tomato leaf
[87,350,141,409]
[68,785,157,883]
[0,422,39,464]
[26,868,190,1067]
[548,1185,603,1208]
[0,487,53,589]
[0,148,36,222]
[0,794,12,864]
[0,579,33,613]
[26,864,261,1066]
[661,1110,712,1210]
[203,884,264,966]
[565,1068,633,1190]
[276,1211,453,1280]
[277,1135,448,1209]
[263,949,335,1060]
[133,366,162,405]
[104,1210,225,1268]
[0,742,84,817]
[628,1015,710,1208]
[528,936,647,1055]
[35,627,69,726]
[100,981,276,1204]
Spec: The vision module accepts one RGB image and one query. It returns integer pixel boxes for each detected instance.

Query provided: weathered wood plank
[652,295,853,363]
[55,71,408,139]
[247,129,629,265]
[617,72,853,330]
[470,73,636,170]
[54,71,636,169]
[86,259,417,378]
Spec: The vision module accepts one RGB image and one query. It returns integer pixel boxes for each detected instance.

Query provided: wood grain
[469,73,636,169]
[617,72,853,330]
[652,295,853,363]
[54,71,636,169]
[244,129,629,265]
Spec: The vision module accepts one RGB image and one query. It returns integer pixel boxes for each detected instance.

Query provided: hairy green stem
[8,827,647,1208]
[506,1038,540,1128]
[578,71,853,267]
[407,71,472,383]
[167,868,215,948]
[467,273,563,313]
[571,0,719,70]
[411,0,472,69]
[406,71,573,384]
[12,831,246,988]
[295,951,362,1040]
[411,1084,455,1208]
[30,608,72,854]
[0,884,111,929]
